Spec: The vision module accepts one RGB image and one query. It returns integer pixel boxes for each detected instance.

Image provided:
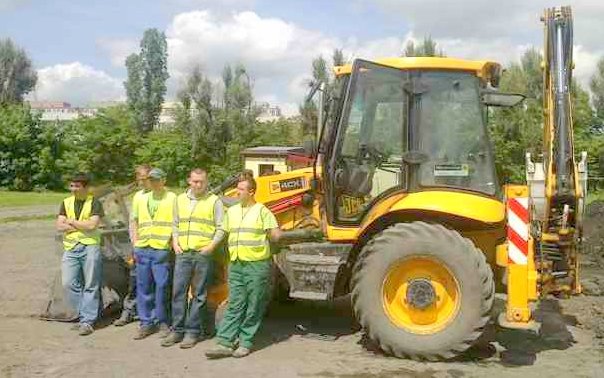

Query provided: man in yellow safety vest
[114,164,152,327]
[205,175,282,359]
[56,173,104,336]
[161,168,226,349]
[131,167,176,340]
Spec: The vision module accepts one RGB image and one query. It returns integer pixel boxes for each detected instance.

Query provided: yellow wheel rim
[382,256,460,335]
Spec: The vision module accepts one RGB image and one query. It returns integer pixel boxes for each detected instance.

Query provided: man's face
[69,181,87,197]
[236,180,253,202]
[136,170,151,190]
[149,178,165,192]
[188,172,208,196]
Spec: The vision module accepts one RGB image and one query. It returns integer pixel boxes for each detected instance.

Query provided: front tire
[351,222,494,360]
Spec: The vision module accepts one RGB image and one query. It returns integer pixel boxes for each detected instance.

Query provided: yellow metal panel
[254,168,314,204]
[334,57,500,79]
[389,191,505,224]
[504,184,529,199]
[506,264,531,322]
[496,243,508,267]
[325,224,358,242]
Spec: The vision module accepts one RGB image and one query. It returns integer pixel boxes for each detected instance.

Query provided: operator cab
[322,58,510,223]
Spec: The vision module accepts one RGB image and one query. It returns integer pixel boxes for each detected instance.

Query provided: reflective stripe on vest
[227,203,270,261]
[135,191,176,250]
[63,195,101,250]
[177,193,218,251]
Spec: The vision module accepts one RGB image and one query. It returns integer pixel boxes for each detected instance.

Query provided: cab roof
[334,57,501,81]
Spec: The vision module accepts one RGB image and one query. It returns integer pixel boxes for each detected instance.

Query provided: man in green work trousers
[205,175,282,359]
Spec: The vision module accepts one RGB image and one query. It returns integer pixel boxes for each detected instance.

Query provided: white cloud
[40,6,604,113]
[0,0,30,11]
[160,8,603,116]
[161,0,256,14]
[165,10,342,115]
[368,0,604,88]
[97,38,138,67]
[27,62,124,106]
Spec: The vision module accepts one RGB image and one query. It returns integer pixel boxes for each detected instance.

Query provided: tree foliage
[489,48,604,184]
[124,29,169,134]
[59,105,141,184]
[402,36,445,57]
[299,49,346,138]
[0,38,37,105]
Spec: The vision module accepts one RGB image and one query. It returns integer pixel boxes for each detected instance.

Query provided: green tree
[590,57,604,121]
[402,36,445,57]
[0,38,37,105]
[488,48,602,185]
[124,53,143,127]
[0,104,40,189]
[124,28,169,133]
[134,129,192,186]
[60,106,140,184]
[299,51,345,138]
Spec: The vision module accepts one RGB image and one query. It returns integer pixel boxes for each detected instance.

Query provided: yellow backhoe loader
[229,6,586,360]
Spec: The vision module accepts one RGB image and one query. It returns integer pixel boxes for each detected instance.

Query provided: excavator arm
[537,6,586,295]
[501,6,588,330]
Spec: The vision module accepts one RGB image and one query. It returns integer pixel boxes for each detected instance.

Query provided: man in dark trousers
[162,168,225,349]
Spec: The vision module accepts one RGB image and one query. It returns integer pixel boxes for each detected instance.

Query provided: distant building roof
[28,101,71,109]
[241,146,304,157]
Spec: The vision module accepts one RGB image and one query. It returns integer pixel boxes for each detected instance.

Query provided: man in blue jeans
[114,164,152,327]
[162,168,225,349]
[56,173,104,336]
[131,168,176,340]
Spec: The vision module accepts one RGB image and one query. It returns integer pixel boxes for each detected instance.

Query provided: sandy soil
[0,219,602,378]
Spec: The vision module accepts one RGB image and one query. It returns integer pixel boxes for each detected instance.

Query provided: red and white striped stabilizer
[506,197,529,265]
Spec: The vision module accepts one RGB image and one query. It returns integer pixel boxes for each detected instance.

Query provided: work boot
[133,325,156,340]
[113,311,132,327]
[232,346,251,358]
[70,323,81,331]
[78,323,94,336]
[161,332,184,347]
[179,334,199,349]
[205,344,233,359]
[158,323,171,339]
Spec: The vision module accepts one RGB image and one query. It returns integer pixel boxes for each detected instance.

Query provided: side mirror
[481,90,525,107]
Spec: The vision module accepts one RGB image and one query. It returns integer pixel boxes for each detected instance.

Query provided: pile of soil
[581,200,604,296]
[583,200,604,264]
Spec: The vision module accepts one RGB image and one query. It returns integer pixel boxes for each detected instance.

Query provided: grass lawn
[0,190,68,208]
[0,187,186,209]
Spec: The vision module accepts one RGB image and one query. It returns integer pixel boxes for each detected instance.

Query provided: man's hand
[56,215,77,232]
[173,241,184,254]
[198,246,213,255]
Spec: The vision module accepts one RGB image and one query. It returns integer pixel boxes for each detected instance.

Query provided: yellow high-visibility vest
[227,203,271,262]
[135,191,176,250]
[177,192,218,251]
[62,195,101,250]
[131,189,147,218]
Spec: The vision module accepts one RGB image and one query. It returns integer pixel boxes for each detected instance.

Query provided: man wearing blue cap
[131,167,176,340]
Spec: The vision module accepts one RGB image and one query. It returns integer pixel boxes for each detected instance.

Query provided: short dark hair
[238,175,257,193]
[189,168,208,177]
[71,172,90,187]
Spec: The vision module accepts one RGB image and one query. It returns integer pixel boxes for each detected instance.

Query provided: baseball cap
[148,168,167,180]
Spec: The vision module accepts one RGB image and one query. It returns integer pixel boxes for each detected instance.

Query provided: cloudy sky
[2,0,603,115]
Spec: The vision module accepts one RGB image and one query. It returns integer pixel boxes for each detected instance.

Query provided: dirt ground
[0,218,603,378]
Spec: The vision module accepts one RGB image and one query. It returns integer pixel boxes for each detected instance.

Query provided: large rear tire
[352,222,494,360]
